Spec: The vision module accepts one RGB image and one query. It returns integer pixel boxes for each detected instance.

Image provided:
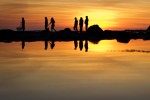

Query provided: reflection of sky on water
[0,39,150,100]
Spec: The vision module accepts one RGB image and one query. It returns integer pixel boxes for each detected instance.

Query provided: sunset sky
[0,0,150,30]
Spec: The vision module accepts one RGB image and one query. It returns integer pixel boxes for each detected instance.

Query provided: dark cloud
[0,0,128,10]
[1,0,147,11]
[2,3,29,9]
[1,3,50,9]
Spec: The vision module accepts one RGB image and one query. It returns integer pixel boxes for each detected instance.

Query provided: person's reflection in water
[45,40,48,50]
[79,40,83,51]
[84,40,88,52]
[74,40,78,50]
[50,40,55,49]
[22,40,25,49]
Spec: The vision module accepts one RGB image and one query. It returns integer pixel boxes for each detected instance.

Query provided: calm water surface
[0,39,150,100]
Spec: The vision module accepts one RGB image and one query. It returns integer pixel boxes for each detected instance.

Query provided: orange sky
[0,0,150,30]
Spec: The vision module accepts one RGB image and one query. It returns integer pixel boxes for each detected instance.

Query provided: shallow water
[0,39,150,100]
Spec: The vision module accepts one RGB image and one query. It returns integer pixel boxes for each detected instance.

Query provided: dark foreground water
[0,39,150,100]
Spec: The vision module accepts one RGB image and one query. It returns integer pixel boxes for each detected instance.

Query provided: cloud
[0,0,127,10]
[1,0,149,12]
[1,3,50,9]
[2,3,29,9]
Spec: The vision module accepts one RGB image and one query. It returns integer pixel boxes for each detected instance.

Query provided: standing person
[22,17,25,31]
[50,17,56,32]
[85,16,89,31]
[79,17,83,33]
[73,17,78,31]
[45,17,48,30]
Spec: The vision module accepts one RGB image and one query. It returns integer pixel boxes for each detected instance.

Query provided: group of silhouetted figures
[73,16,89,32]
[22,40,88,52]
[21,17,56,32]
[21,16,89,32]
[45,17,56,32]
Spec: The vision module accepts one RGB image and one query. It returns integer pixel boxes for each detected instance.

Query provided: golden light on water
[0,40,150,100]
[89,40,115,52]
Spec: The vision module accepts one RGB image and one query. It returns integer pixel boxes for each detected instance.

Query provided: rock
[60,28,72,33]
[0,29,14,32]
[87,25,103,34]
[147,25,150,31]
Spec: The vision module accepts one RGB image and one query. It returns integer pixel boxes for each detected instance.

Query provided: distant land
[0,25,150,43]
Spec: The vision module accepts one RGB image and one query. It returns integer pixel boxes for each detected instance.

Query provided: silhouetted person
[74,40,78,50]
[22,40,25,49]
[85,16,89,31]
[79,40,83,51]
[45,40,48,50]
[84,40,88,52]
[45,17,48,30]
[22,17,25,31]
[79,17,83,33]
[50,41,55,49]
[50,17,56,32]
[73,17,78,31]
